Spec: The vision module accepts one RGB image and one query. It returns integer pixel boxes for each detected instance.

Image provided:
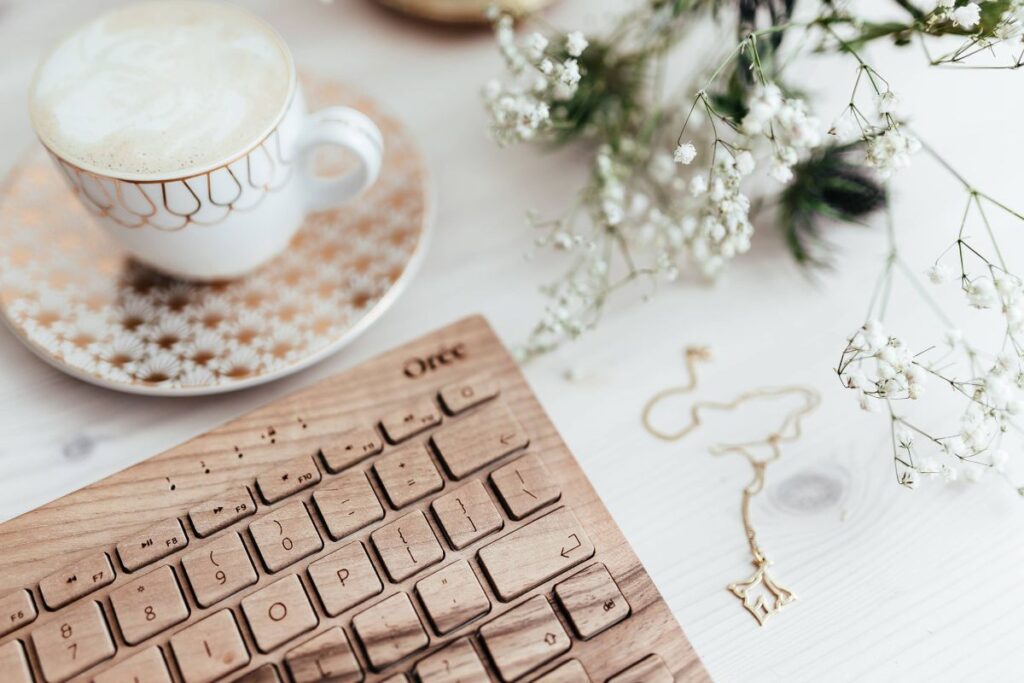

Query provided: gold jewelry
[641,347,820,626]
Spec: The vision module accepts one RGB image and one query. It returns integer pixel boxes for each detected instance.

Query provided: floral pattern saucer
[0,77,431,396]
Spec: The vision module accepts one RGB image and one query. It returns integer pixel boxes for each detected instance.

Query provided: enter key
[478,507,595,601]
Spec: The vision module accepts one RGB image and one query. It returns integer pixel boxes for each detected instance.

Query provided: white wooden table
[2,1,1023,680]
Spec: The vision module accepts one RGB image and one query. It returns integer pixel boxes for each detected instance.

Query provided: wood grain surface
[0,316,706,681]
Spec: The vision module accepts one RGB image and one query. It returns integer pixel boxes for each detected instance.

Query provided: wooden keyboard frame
[0,315,707,682]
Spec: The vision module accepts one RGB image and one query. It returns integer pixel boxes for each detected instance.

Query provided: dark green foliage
[779,143,887,267]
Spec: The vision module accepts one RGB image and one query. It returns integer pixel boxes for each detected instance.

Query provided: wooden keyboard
[0,316,707,682]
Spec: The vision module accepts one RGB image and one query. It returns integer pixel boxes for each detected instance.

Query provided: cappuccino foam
[30,1,292,179]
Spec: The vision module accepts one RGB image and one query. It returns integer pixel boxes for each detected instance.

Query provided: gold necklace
[641,347,820,626]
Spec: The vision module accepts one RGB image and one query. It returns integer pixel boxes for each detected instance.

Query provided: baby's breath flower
[673,142,697,165]
[927,263,954,284]
[876,90,900,115]
[565,31,588,57]
[951,3,982,29]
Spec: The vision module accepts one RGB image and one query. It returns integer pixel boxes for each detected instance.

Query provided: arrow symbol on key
[499,433,516,445]
[560,533,581,558]
[213,506,223,514]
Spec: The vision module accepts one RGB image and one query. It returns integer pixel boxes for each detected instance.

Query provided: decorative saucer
[0,76,432,396]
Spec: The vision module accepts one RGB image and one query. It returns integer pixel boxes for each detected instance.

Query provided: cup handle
[298,106,384,211]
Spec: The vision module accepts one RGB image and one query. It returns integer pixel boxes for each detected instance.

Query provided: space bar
[477,507,595,601]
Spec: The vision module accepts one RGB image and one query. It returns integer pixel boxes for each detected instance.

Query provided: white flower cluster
[741,84,822,183]
[684,153,755,275]
[482,15,589,146]
[843,320,926,405]
[934,0,983,30]
[865,128,921,179]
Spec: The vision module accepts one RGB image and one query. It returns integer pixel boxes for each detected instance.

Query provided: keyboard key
[240,574,318,653]
[188,487,255,537]
[371,510,444,581]
[536,659,593,679]
[169,609,249,683]
[438,374,498,415]
[351,593,427,670]
[414,637,489,683]
[0,639,33,683]
[535,660,591,682]
[234,664,281,683]
[39,553,115,610]
[33,600,116,683]
[554,563,630,639]
[117,518,188,572]
[373,443,444,508]
[181,531,257,608]
[93,646,171,683]
[285,627,363,683]
[109,565,189,645]
[250,500,323,572]
[431,480,503,550]
[432,400,528,479]
[478,507,595,601]
[479,595,570,682]
[607,655,673,683]
[491,453,561,520]
[308,542,383,616]
[0,589,37,636]
[380,397,442,443]
[256,455,322,504]
[415,561,490,634]
[320,426,383,473]
[313,470,384,541]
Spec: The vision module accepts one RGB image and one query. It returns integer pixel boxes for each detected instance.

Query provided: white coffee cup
[28,0,383,280]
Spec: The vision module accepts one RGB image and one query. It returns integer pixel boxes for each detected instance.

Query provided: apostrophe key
[181,532,258,608]
[431,400,528,479]
[438,374,498,415]
[491,453,561,520]
[607,654,674,683]
[351,592,428,670]
[478,507,595,601]
[32,600,116,682]
[535,659,592,682]
[240,574,318,653]
[188,487,256,537]
[250,500,324,572]
[380,397,441,443]
[117,518,188,572]
[554,563,630,639]
[307,542,383,616]
[256,455,321,504]
[371,509,444,582]
[0,639,33,683]
[285,627,363,683]
[93,646,172,683]
[479,595,571,682]
[312,470,385,541]
[414,637,489,683]
[373,442,444,508]
[0,589,37,636]
[431,480,504,550]
[234,664,282,683]
[415,560,490,634]
[169,609,250,683]
[109,565,190,645]
[320,426,383,473]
